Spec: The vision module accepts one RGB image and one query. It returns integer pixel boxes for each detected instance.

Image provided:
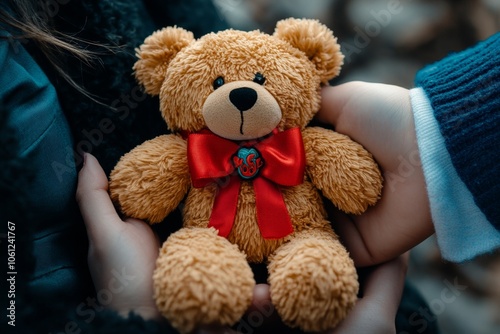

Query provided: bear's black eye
[213,76,225,90]
[253,72,266,85]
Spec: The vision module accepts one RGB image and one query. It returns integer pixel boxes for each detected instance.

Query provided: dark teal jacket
[0,1,225,333]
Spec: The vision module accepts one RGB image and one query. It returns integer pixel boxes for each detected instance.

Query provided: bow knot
[187,127,305,239]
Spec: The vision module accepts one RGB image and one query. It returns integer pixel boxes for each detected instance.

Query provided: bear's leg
[268,227,358,332]
[153,227,255,333]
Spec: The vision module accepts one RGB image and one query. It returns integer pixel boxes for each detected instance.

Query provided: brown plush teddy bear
[109,18,383,333]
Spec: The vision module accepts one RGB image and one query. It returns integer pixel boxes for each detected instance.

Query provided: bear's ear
[274,18,343,83]
[133,27,195,96]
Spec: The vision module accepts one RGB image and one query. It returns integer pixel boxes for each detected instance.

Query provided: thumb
[76,153,121,242]
[318,82,413,171]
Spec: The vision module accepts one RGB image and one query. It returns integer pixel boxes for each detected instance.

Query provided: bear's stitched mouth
[240,111,244,135]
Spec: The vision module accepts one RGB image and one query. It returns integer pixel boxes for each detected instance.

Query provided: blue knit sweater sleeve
[415,32,500,230]
[411,87,500,262]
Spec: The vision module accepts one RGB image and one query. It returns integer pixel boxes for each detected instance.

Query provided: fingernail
[83,152,88,166]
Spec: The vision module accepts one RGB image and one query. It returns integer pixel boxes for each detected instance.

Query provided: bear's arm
[302,127,383,214]
[109,134,190,223]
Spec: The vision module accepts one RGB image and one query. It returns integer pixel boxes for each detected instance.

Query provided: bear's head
[133,18,343,140]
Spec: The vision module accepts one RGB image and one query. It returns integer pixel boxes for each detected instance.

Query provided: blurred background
[213,1,500,333]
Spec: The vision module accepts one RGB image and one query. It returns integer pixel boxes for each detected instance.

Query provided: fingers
[246,284,284,330]
[76,153,122,242]
[361,253,408,303]
[249,284,272,313]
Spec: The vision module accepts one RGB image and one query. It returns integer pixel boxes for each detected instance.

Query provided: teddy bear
[109,18,383,333]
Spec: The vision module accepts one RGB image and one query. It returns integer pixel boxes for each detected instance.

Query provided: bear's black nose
[229,87,257,112]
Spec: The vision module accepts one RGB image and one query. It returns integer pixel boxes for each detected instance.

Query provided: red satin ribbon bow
[187,127,305,239]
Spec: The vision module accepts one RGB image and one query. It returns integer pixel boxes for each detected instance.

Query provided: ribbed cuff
[411,88,500,262]
[415,32,500,228]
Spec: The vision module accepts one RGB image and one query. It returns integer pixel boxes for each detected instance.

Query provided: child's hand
[319,82,434,266]
[76,153,162,320]
[77,153,273,332]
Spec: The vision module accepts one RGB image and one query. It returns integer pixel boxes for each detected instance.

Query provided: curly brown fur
[109,134,190,223]
[303,127,383,214]
[268,228,358,332]
[154,227,255,333]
